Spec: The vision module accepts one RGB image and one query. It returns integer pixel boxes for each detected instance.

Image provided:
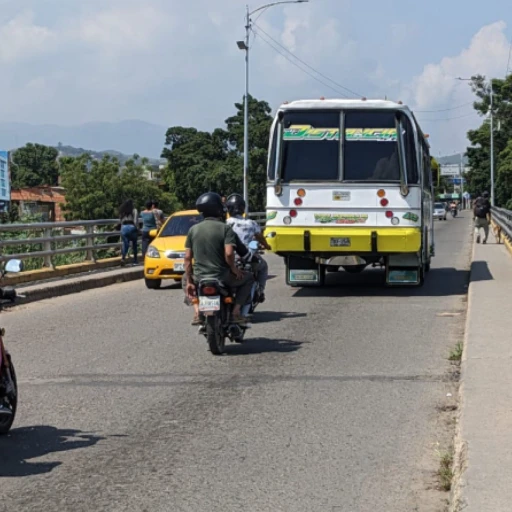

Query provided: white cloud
[78,5,170,54]
[0,10,56,63]
[403,21,510,155]
[407,21,509,111]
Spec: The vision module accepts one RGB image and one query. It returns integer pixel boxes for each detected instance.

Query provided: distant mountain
[438,153,469,166]
[0,120,167,159]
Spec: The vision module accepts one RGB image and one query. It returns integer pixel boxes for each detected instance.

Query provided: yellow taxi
[144,209,203,289]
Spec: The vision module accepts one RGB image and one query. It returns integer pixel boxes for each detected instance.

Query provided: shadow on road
[0,426,105,478]
[469,260,494,282]
[252,311,307,323]
[292,266,470,298]
[224,337,306,356]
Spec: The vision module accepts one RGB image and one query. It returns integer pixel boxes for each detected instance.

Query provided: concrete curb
[449,233,475,512]
[13,267,144,306]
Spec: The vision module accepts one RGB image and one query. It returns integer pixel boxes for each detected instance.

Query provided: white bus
[264,99,434,287]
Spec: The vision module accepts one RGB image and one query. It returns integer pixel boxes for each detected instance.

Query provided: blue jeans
[121,224,138,262]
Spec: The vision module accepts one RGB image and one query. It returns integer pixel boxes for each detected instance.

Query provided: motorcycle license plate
[199,296,221,312]
[173,259,184,272]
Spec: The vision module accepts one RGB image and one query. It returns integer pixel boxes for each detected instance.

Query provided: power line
[252,27,352,98]
[417,112,479,122]
[252,21,363,98]
[415,102,474,113]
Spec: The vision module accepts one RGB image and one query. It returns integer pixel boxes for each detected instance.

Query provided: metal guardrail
[491,207,512,241]
[0,212,267,270]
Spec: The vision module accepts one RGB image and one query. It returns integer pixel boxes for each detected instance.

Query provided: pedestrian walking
[473,191,491,244]
[119,199,139,264]
[140,200,157,259]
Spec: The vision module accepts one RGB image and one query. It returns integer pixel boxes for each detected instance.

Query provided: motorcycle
[195,241,263,355]
[0,259,23,435]
[450,206,458,218]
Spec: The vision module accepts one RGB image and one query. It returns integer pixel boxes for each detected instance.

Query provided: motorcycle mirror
[5,259,23,273]
[248,241,259,250]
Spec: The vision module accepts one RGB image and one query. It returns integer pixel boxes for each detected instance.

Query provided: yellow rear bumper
[265,226,421,253]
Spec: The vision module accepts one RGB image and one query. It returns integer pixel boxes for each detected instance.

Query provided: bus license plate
[330,237,351,247]
[173,260,184,271]
[199,296,221,312]
[388,270,419,284]
[289,269,319,283]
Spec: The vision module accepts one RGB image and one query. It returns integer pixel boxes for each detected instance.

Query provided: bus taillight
[377,189,386,198]
[380,198,389,207]
[294,198,303,206]
[289,209,298,218]
[297,189,306,197]
[385,211,394,218]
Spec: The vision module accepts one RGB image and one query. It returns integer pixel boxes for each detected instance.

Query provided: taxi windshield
[159,214,203,237]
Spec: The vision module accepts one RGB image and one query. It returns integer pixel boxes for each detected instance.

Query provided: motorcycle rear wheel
[0,356,17,435]
[206,315,225,356]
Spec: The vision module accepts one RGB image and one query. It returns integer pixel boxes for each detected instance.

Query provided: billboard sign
[440,165,460,177]
[0,150,10,207]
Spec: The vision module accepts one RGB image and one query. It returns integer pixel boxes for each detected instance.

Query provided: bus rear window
[343,111,399,181]
[280,111,340,182]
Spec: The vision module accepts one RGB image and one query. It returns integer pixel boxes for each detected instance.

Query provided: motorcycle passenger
[184,192,254,326]
[225,194,271,302]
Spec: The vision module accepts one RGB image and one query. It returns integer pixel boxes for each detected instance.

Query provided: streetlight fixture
[237,0,308,212]
[457,76,495,206]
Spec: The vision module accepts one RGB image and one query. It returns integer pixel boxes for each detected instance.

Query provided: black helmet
[195,192,226,218]
[226,193,246,216]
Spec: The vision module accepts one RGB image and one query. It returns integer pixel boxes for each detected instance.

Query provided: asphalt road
[0,214,472,512]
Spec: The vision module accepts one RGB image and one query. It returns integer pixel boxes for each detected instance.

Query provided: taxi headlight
[147,246,160,258]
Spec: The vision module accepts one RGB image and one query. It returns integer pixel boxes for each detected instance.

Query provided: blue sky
[0,0,510,156]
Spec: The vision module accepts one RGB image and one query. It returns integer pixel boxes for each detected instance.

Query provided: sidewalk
[454,238,512,511]
[12,265,144,305]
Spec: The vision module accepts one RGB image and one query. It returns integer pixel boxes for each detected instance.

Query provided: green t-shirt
[185,219,237,280]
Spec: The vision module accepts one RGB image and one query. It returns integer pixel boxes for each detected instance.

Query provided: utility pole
[490,82,495,206]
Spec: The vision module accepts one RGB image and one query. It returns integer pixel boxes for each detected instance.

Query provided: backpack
[474,198,488,219]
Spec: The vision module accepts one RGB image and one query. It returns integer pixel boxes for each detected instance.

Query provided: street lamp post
[237,0,308,212]
[457,76,495,206]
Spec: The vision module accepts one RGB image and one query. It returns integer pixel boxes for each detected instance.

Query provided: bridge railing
[0,212,266,276]
[491,207,512,243]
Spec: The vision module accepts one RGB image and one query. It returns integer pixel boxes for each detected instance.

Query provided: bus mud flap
[304,230,311,252]
[371,231,378,254]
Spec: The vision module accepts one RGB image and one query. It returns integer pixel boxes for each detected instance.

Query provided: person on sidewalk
[152,200,165,230]
[119,199,139,264]
[473,191,491,244]
[140,200,157,259]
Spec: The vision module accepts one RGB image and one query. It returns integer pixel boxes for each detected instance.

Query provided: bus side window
[422,141,432,190]
[402,116,419,184]
[268,129,277,181]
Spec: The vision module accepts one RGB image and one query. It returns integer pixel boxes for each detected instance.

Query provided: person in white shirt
[226,194,271,302]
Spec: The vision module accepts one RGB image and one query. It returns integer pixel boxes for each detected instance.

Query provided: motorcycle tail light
[202,286,217,295]
[224,297,233,304]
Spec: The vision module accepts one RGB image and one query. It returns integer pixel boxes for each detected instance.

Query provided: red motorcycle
[0,259,23,435]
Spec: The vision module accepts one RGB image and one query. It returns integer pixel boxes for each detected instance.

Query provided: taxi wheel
[145,278,161,290]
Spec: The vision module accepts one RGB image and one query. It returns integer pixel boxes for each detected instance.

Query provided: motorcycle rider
[184,192,254,326]
[0,349,13,417]
[225,194,271,302]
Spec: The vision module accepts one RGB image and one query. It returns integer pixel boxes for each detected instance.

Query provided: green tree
[59,155,180,220]
[161,96,273,212]
[466,74,512,204]
[10,143,60,188]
